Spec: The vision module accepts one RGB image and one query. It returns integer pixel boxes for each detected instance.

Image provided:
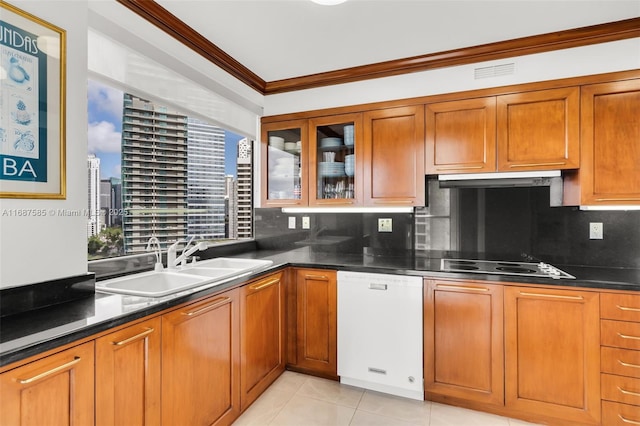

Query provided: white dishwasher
[337,271,423,400]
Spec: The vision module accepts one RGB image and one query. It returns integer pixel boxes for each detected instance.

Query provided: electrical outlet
[288,217,296,229]
[378,218,393,232]
[302,216,310,229]
[589,222,603,239]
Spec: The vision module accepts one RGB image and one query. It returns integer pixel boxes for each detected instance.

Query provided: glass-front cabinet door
[261,120,308,207]
[309,114,363,206]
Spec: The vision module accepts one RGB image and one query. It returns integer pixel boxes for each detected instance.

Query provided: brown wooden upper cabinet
[564,79,640,206]
[425,97,497,174]
[309,113,363,206]
[426,87,580,174]
[363,105,425,206]
[262,107,425,207]
[261,119,309,207]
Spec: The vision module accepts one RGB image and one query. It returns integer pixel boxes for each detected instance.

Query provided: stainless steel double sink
[96,258,274,297]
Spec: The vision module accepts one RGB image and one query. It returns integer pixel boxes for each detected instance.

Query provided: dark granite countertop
[1,247,638,368]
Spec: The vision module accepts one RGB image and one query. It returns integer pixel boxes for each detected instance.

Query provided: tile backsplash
[455,186,640,268]
[254,183,640,269]
[254,208,413,254]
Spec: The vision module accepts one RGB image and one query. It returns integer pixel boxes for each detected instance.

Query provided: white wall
[263,38,640,116]
[0,1,88,288]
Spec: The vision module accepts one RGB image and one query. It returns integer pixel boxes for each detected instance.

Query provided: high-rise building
[87,155,101,237]
[100,177,123,228]
[121,94,188,253]
[100,179,112,227]
[225,175,237,239]
[110,177,122,227]
[187,118,226,240]
[236,138,253,239]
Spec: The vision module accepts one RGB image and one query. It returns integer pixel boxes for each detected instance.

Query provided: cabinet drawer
[602,373,640,406]
[602,400,640,426]
[602,347,640,379]
[602,320,640,350]
[602,293,640,322]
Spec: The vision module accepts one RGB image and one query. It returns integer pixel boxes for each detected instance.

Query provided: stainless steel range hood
[438,171,564,206]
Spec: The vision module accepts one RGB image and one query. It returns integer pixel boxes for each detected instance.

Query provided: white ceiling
[154,0,640,82]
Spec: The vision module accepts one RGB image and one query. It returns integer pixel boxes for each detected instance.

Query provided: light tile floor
[233,371,542,426]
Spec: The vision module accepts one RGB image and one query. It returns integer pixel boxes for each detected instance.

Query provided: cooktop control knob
[538,262,561,279]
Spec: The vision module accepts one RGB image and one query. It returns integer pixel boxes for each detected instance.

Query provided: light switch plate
[302,216,310,229]
[288,217,296,229]
[378,218,393,232]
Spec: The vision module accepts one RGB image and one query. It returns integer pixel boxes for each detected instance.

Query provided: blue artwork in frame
[0,2,65,199]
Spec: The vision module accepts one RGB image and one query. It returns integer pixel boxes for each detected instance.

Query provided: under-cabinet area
[1,267,639,426]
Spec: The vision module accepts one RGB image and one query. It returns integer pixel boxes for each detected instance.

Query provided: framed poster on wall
[0,1,66,199]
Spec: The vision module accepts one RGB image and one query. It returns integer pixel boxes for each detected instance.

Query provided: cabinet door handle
[112,327,154,346]
[436,284,489,292]
[619,359,640,369]
[18,357,82,385]
[249,278,279,291]
[618,386,640,397]
[508,162,566,168]
[369,283,387,290]
[304,274,328,280]
[617,304,640,312]
[368,367,387,375]
[519,292,583,300]
[182,296,231,316]
[618,332,640,341]
[618,414,640,425]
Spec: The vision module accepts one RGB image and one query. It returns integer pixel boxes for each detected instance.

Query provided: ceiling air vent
[474,63,515,79]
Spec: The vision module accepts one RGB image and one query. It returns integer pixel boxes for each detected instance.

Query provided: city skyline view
[86,80,253,259]
[87,80,244,181]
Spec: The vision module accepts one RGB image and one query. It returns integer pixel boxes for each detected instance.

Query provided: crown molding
[116,0,267,93]
[265,17,640,94]
[115,1,640,96]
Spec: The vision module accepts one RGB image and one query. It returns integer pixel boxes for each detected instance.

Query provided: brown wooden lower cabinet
[601,373,640,407]
[286,268,337,378]
[600,292,640,426]
[425,280,605,425]
[423,279,504,405]
[240,272,285,410]
[6,269,633,426]
[601,319,640,350]
[601,346,640,379]
[504,286,601,425]
[602,400,640,426]
[0,341,95,426]
[95,316,161,426]
[161,288,241,426]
